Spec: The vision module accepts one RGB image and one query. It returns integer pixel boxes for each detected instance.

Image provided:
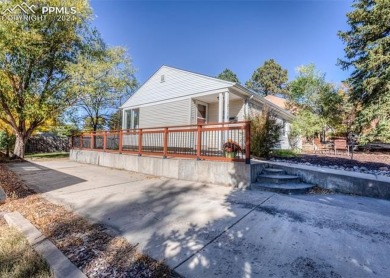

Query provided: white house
[120,65,294,149]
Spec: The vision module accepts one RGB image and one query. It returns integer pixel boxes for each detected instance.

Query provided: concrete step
[257,174,301,184]
[252,182,315,194]
[263,168,285,175]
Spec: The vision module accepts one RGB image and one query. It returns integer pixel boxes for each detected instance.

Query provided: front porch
[191,90,247,125]
[71,121,250,163]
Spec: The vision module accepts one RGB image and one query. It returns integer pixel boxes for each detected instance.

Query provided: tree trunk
[12,134,27,158]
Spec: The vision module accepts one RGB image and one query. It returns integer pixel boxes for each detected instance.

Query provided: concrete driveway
[7,159,390,278]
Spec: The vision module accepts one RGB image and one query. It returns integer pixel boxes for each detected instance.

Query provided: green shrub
[0,131,15,157]
[271,149,299,158]
[249,108,282,158]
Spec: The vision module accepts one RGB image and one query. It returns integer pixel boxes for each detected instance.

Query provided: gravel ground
[0,163,176,278]
[273,152,390,177]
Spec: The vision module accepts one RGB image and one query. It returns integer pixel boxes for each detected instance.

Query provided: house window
[125,108,140,129]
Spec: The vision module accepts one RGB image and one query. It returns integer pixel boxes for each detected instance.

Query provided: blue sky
[91,0,353,85]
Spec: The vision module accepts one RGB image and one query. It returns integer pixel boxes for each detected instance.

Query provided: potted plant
[223,139,242,158]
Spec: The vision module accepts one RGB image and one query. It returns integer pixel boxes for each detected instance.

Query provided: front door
[197,102,208,124]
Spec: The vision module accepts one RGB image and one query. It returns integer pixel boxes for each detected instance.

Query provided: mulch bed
[277,152,390,171]
[0,164,175,278]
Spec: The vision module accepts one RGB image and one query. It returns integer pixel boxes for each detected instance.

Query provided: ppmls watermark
[1,2,78,21]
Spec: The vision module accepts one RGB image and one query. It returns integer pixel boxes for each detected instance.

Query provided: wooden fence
[71,121,250,163]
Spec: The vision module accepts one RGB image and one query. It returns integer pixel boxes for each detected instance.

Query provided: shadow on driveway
[7,159,390,278]
[7,161,86,193]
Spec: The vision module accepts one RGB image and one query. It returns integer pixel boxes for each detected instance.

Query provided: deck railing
[71,121,250,163]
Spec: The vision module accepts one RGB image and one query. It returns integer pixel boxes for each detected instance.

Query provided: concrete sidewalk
[7,160,390,278]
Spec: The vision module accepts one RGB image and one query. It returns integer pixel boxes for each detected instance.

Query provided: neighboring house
[264,95,287,110]
[120,66,294,149]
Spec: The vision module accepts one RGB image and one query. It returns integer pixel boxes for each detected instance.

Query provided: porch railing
[71,121,250,163]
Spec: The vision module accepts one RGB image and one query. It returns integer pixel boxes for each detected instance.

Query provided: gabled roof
[121,65,294,121]
[121,65,235,108]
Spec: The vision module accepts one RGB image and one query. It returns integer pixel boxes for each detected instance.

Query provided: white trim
[122,109,126,129]
[123,108,140,129]
[218,92,223,123]
[122,88,230,110]
[161,65,235,86]
[224,91,229,122]
[244,98,249,119]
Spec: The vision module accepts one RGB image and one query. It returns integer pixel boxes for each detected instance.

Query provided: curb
[4,211,86,278]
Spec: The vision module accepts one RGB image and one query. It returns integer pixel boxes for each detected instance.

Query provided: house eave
[231,84,295,121]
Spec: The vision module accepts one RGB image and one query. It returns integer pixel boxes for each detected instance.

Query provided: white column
[244,99,249,119]
[224,91,230,122]
[218,92,224,149]
[218,92,223,123]
[122,109,127,129]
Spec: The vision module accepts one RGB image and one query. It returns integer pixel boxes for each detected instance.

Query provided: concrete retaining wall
[252,160,390,200]
[70,150,251,189]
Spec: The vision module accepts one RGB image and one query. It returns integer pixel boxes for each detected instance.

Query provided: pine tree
[245,59,288,96]
[338,0,390,142]
[216,68,240,83]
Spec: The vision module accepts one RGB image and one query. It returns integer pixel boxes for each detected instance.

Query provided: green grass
[25,152,69,159]
[271,149,300,158]
[0,225,53,278]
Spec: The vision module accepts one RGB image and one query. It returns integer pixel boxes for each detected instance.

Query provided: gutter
[232,84,295,121]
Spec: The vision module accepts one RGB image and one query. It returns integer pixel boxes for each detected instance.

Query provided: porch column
[224,91,229,122]
[244,99,249,119]
[218,92,224,123]
[223,91,230,149]
[122,109,126,129]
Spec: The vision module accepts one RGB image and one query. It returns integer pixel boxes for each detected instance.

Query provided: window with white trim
[125,108,139,129]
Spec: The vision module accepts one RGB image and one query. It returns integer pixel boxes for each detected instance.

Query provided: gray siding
[208,99,245,123]
[231,100,245,121]
[248,101,263,117]
[208,102,218,123]
[190,99,197,124]
[139,99,191,128]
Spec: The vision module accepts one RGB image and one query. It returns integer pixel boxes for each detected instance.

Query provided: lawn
[24,152,70,159]
[0,222,53,278]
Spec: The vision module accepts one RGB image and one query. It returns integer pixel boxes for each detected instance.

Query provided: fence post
[196,124,202,160]
[90,133,93,150]
[163,127,168,158]
[138,129,143,156]
[245,122,250,164]
[103,131,107,152]
[118,130,123,154]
